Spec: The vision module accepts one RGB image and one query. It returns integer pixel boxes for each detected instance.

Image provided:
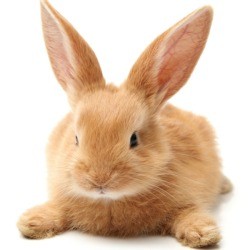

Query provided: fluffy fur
[17,1,232,248]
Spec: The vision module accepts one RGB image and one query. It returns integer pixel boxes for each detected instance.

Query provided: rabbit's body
[45,102,222,237]
[17,1,231,247]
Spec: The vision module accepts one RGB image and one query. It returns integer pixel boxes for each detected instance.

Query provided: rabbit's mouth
[70,163,143,200]
[71,181,132,200]
[69,172,147,200]
[93,186,108,196]
[98,187,105,195]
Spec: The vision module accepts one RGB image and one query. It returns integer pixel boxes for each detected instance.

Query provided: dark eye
[75,135,79,146]
[130,132,138,148]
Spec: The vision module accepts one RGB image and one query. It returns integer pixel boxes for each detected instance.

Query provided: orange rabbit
[17,0,232,247]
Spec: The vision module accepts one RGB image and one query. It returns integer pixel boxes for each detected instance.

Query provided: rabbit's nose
[87,177,108,192]
[97,186,105,194]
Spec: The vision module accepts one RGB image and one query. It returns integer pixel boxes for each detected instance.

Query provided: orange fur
[17,1,231,248]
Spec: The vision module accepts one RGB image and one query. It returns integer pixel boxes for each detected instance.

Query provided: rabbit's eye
[130,132,138,148]
[75,135,79,146]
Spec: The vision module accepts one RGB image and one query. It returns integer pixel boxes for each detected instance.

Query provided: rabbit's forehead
[76,90,147,134]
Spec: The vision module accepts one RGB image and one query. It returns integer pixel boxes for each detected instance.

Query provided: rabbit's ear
[41,0,105,104]
[125,7,213,110]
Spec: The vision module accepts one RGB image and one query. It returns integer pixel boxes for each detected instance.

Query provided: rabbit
[17,0,232,248]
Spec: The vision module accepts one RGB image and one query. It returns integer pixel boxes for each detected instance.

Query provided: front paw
[17,203,64,239]
[176,220,221,248]
[171,208,222,248]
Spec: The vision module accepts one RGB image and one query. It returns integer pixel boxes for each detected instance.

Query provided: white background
[0,0,249,249]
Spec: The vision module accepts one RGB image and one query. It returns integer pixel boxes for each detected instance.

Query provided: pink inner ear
[42,6,74,90]
[158,25,189,83]
[156,8,212,102]
[158,26,192,102]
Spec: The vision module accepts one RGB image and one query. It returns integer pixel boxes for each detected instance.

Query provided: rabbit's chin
[71,182,140,201]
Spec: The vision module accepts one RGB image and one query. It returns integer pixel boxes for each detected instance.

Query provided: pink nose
[98,186,105,194]
[96,186,105,194]
[87,178,108,194]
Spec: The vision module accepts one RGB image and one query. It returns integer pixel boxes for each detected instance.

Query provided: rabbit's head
[41,0,213,200]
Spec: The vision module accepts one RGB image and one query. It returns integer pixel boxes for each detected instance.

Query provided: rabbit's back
[160,104,222,206]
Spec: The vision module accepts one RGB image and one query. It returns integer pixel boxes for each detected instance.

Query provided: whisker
[123,175,181,206]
